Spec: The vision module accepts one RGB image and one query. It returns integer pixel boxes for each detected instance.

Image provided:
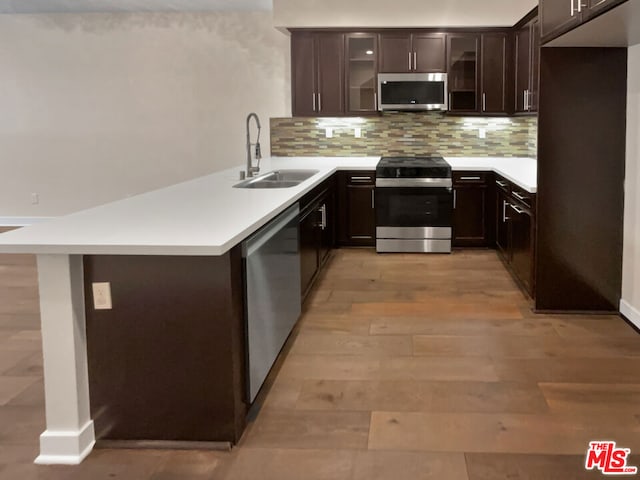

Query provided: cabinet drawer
[495,175,511,194]
[510,187,534,210]
[346,171,375,185]
[453,171,489,185]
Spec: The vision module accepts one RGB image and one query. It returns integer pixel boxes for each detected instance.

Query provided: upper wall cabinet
[480,33,510,114]
[447,34,480,113]
[346,33,378,114]
[514,16,540,114]
[379,33,446,73]
[540,0,626,43]
[539,0,581,41]
[292,32,345,117]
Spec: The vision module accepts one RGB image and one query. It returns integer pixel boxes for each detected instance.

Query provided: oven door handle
[375,178,453,188]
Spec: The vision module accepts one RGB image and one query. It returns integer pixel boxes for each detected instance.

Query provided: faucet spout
[246,113,262,177]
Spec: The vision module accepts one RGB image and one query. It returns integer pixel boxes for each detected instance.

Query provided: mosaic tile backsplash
[270,113,537,158]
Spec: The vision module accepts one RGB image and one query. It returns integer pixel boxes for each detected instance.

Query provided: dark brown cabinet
[346,33,378,114]
[587,0,625,14]
[536,47,626,311]
[540,0,581,41]
[379,33,446,73]
[494,175,535,296]
[291,32,345,116]
[299,181,335,298]
[299,205,320,296]
[337,171,376,246]
[480,33,509,114]
[509,201,533,293]
[514,16,540,113]
[452,172,492,247]
[495,185,510,256]
[539,0,625,44]
[447,34,480,113]
[84,252,248,444]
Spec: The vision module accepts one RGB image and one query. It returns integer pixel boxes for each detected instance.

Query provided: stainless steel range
[375,156,453,253]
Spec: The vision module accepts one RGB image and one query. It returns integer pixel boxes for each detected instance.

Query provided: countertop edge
[0,157,536,256]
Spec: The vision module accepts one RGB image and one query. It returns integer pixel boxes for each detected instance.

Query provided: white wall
[0,12,290,217]
[273,0,537,28]
[621,44,640,326]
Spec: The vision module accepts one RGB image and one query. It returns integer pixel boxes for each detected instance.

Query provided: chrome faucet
[246,113,262,177]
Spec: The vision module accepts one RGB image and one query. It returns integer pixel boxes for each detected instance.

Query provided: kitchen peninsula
[0,155,535,465]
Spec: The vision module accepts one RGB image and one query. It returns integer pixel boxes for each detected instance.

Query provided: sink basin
[234,169,319,189]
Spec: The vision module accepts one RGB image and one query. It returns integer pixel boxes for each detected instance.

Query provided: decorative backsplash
[270,113,537,157]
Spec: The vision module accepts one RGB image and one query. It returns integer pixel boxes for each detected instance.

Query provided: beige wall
[622,44,640,323]
[0,12,290,217]
[273,0,537,28]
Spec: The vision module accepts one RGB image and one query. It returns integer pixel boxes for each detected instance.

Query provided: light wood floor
[1,246,640,479]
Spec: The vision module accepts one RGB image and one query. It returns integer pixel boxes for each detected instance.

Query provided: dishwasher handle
[243,204,300,257]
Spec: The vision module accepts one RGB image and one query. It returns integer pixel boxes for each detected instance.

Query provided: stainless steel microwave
[377,73,448,111]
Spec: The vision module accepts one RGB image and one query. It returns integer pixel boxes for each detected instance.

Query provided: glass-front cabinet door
[346,34,378,114]
[447,34,479,113]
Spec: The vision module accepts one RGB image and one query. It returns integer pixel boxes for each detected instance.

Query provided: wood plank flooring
[1,245,640,479]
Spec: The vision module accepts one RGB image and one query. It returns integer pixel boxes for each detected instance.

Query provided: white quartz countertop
[445,157,537,194]
[0,156,536,256]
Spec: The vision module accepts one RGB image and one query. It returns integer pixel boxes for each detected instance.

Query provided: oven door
[375,185,453,234]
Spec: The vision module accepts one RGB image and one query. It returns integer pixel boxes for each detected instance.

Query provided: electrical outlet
[478,128,486,139]
[325,127,333,138]
[354,127,362,138]
[92,282,113,310]
[31,193,39,205]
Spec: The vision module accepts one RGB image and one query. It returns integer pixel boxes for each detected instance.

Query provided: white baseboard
[620,299,640,330]
[34,421,95,465]
[0,216,53,226]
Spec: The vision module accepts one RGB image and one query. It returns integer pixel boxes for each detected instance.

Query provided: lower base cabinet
[495,175,536,296]
[299,178,336,298]
[452,172,493,247]
[337,171,376,246]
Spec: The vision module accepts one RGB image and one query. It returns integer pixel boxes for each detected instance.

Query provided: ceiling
[0,0,273,14]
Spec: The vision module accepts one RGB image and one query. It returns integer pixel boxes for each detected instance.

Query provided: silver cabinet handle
[571,0,576,15]
[460,176,481,181]
[408,52,412,71]
[482,93,486,112]
[371,189,375,209]
[374,92,378,111]
[510,203,525,214]
[413,51,417,71]
[523,90,528,111]
[453,189,457,209]
[318,93,322,112]
[312,93,316,112]
[503,200,509,223]
[318,204,327,230]
[449,93,452,110]
[512,191,529,202]
[496,180,508,188]
[351,176,372,181]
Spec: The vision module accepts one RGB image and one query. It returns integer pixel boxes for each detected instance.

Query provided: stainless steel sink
[234,169,319,189]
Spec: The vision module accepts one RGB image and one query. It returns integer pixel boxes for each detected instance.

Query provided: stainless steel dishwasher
[242,203,301,403]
